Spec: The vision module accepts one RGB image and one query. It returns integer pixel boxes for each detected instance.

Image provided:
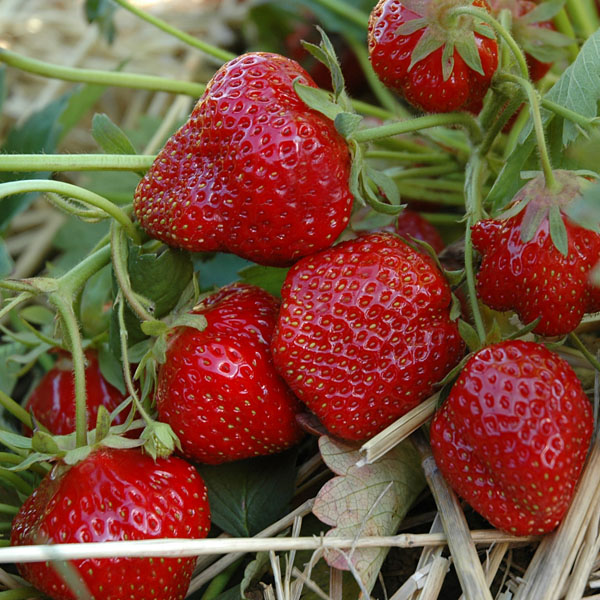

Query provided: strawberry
[155,283,303,464]
[11,447,211,600]
[367,0,499,113]
[272,232,464,441]
[472,172,600,337]
[24,350,127,435]
[394,209,445,253]
[430,340,593,535]
[133,52,353,267]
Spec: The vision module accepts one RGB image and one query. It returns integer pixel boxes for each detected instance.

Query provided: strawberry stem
[110,224,155,322]
[0,293,31,326]
[0,389,33,431]
[352,113,482,144]
[112,0,235,63]
[0,154,155,172]
[0,180,140,244]
[0,588,44,599]
[554,9,581,62]
[0,48,206,97]
[496,74,558,191]
[566,0,599,39]
[448,6,530,80]
[569,333,600,372]
[464,152,487,344]
[365,150,451,163]
[50,294,88,448]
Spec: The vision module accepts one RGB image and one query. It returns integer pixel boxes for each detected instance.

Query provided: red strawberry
[11,447,211,600]
[272,232,464,441]
[367,0,499,113]
[24,350,127,435]
[472,172,600,337]
[156,283,303,464]
[430,340,593,535]
[133,52,353,267]
[394,209,445,253]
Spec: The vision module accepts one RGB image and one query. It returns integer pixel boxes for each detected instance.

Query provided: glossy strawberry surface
[272,232,464,441]
[368,0,499,113]
[430,340,593,535]
[472,206,600,337]
[156,284,303,464]
[24,350,127,435]
[11,447,211,600]
[134,52,353,267]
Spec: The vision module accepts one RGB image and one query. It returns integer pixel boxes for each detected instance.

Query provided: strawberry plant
[0,0,599,598]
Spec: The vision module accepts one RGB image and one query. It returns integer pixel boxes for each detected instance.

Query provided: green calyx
[397,0,496,80]
[497,170,594,256]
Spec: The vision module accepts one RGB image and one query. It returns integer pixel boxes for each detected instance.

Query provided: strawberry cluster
[7,0,600,597]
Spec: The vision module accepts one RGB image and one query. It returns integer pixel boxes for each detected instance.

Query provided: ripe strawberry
[272,232,464,441]
[368,0,499,113]
[133,52,353,267]
[472,172,600,337]
[156,283,303,464]
[24,350,127,435]
[430,340,593,535]
[11,447,211,600]
[394,209,445,253]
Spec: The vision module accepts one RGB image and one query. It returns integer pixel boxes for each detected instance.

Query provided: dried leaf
[313,436,425,595]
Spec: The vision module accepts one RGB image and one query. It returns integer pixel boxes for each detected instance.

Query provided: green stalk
[385,163,460,180]
[0,502,18,516]
[0,589,44,599]
[0,180,140,243]
[496,74,557,190]
[301,0,369,29]
[57,245,111,298]
[0,453,49,475]
[554,9,581,62]
[352,113,481,144]
[113,0,234,62]
[395,184,466,205]
[344,35,408,116]
[400,178,471,192]
[566,0,599,38]
[540,98,598,131]
[200,560,242,600]
[0,469,33,496]
[350,98,396,120]
[365,150,450,163]
[569,333,600,372]
[449,6,530,80]
[464,153,487,344]
[0,154,155,172]
[0,49,206,97]
[50,295,87,448]
[0,390,33,431]
[0,293,31,324]
[111,224,155,322]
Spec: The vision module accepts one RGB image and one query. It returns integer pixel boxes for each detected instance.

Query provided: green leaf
[0,67,5,117]
[334,112,363,137]
[293,81,343,122]
[197,449,298,537]
[97,344,126,395]
[548,204,569,256]
[313,436,425,595]
[92,113,138,155]
[458,319,481,353]
[521,28,574,64]
[31,431,60,455]
[85,0,117,43]
[170,313,208,332]
[441,40,455,81]
[19,305,54,326]
[237,265,289,298]
[79,265,112,338]
[365,166,401,206]
[58,83,107,141]
[109,245,194,355]
[192,253,253,291]
[0,239,13,279]
[455,33,484,76]
[520,205,547,243]
[565,179,600,232]
[488,29,600,210]
[408,28,445,71]
[396,18,428,36]
[520,0,566,24]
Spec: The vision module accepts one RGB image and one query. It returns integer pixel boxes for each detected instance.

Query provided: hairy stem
[0,180,140,243]
[0,154,155,172]
[112,0,235,62]
[0,49,206,97]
